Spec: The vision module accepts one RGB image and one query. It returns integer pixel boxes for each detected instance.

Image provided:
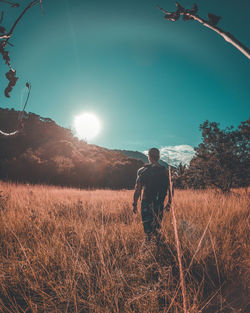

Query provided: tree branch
[0,0,40,97]
[0,11,4,24]
[39,0,45,15]
[158,2,250,59]
[0,0,19,8]
[5,0,39,43]
[0,34,10,39]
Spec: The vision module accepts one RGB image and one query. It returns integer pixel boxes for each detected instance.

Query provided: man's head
[148,147,160,163]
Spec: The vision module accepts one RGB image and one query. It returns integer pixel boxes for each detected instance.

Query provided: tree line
[173,119,249,192]
[0,109,249,191]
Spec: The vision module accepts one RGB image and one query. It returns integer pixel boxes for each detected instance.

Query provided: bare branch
[158,2,250,59]
[5,0,39,43]
[39,0,45,15]
[0,0,19,8]
[0,1,39,135]
[0,34,10,39]
[0,11,4,24]
[0,0,40,97]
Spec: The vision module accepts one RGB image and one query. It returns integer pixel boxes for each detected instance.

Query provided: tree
[187,119,249,192]
[158,2,250,59]
[173,162,187,189]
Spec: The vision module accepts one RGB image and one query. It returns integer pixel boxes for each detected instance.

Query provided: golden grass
[0,182,249,312]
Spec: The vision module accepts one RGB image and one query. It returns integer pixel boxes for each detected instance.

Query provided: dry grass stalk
[168,165,188,313]
[0,181,249,312]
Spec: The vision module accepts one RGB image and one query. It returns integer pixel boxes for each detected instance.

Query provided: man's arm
[165,168,172,211]
[132,180,142,214]
[132,167,144,213]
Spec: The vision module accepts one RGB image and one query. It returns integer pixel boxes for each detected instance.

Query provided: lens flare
[74,113,101,140]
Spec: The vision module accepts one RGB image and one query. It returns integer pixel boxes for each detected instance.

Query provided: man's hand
[165,202,171,212]
[132,203,138,214]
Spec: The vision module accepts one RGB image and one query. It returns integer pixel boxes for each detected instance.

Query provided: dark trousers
[141,200,164,238]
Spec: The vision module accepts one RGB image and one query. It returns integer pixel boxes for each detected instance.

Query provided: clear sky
[1,0,250,153]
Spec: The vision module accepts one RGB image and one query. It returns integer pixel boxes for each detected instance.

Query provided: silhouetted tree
[173,163,187,189]
[186,119,249,192]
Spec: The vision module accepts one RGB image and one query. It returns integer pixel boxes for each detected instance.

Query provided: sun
[74,113,101,140]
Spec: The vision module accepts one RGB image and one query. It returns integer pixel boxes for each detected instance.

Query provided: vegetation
[173,119,250,192]
[0,181,249,312]
[0,108,143,189]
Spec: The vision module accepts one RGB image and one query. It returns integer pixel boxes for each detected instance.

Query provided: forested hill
[113,150,169,168]
[0,108,143,188]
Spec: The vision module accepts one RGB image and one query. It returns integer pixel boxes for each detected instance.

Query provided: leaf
[164,12,180,22]
[0,45,10,64]
[181,3,198,21]
[176,2,185,13]
[208,13,221,26]
[183,14,194,21]
[190,3,198,15]
[11,3,20,8]
[5,70,18,97]
[0,11,3,24]
[0,25,6,33]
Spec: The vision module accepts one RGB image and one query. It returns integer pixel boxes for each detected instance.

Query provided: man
[132,148,172,241]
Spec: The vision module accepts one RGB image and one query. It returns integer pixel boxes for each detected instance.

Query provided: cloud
[143,145,195,167]
[160,145,195,166]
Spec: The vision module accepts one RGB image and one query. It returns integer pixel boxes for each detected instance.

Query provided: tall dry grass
[0,181,249,312]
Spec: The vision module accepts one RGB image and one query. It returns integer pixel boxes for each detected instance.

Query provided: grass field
[0,181,249,312]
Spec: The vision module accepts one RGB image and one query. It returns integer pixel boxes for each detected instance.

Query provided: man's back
[138,163,169,204]
[132,148,172,240]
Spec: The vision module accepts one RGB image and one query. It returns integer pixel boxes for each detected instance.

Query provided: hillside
[0,108,143,188]
[113,149,170,168]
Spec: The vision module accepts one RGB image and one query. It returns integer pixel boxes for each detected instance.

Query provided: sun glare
[74,113,101,140]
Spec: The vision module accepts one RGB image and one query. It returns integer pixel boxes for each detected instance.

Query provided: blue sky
[1,0,249,155]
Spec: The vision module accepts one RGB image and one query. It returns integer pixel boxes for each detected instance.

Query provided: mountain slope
[0,109,143,188]
[113,150,169,168]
